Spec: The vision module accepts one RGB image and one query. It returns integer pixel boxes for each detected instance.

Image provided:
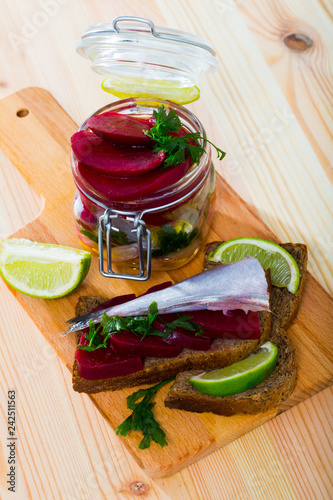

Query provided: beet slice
[140,282,210,350]
[77,157,192,202]
[76,339,143,380]
[163,330,211,351]
[188,310,261,340]
[141,281,173,295]
[71,131,165,177]
[87,112,154,147]
[110,331,181,358]
[151,314,210,350]
[76,293,141,380]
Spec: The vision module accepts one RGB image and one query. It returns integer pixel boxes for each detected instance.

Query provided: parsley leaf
[160,314,204,337]
[116,378,175,449]
[76,301,202,351]
[152,224,199,258]
[145,104,226,168]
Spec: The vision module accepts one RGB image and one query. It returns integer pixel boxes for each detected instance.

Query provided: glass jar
[71,98,216,278]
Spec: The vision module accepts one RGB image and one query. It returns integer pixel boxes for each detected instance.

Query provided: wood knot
[129,481,150,495]
[16,108,29,118]
[283,33,313,52]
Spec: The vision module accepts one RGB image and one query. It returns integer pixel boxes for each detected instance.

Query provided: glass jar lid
[76,16,218,103]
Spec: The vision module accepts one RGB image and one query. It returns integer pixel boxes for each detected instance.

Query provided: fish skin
[64,257,269,334]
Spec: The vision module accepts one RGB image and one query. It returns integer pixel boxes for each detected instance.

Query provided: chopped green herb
[80,228,99,244]
[116,378,175,449]
[145,105,226,168]
[77,301,202,351]
[80,227,131,246]
[79,320,105,351]
[160,314,203,337]
[152,224,199,258]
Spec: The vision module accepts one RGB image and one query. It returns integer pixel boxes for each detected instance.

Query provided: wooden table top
[0,1,332,499]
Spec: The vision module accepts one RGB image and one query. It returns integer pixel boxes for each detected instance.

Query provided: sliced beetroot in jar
[71,131,165,177]
[87,112,154,147]
[188,310,261,340]
[73,192,98,228]
[76,339,143,380]
[110,331,181,358]
[77,157,192,202]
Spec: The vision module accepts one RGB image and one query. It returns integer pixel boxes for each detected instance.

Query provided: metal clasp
[98,208,151,281]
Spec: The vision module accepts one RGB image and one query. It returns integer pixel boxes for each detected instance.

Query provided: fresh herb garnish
[160,314,203,337]
[79,320,106,351]
[77,301,202,351]
[152,224,199,258]
[145,105,226,168]
[80,227,131,246]
[116,378,175,449]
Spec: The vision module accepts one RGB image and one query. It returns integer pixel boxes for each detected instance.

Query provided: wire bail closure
[99,208,151,281]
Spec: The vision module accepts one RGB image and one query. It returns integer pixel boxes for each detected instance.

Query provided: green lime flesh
[189,341,278,397]
[208,237,300,293]
[0,238,91,299]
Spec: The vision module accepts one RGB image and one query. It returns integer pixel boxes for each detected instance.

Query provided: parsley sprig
[116,378,175,449]
[77,301,202,351]
[145,105,226,168]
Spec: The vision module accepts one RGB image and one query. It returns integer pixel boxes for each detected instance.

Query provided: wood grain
[158,0,333,294]
[0,87,332,479]
[0,0,332,497]
[237,0,333,181]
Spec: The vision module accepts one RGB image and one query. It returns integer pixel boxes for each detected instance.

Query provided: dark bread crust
[164,327,297,415]
[164,242,306,415]
[270,243,307,328]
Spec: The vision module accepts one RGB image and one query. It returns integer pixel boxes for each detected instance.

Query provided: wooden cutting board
[0,87,332,478]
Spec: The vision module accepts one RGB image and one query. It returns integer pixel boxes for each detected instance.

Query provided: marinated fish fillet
[65,257,270,334]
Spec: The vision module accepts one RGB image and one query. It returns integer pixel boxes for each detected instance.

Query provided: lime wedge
[101,77,200,105]
[208,237,300,293]
[0,238,91,299]
[190,341,278,397]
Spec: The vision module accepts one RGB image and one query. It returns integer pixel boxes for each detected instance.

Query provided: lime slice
[208,237,300,293]
[102,77,200,105]
[0,238,91,299]
[190,341,278,397]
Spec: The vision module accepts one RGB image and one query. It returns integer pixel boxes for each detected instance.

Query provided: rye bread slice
[164,327,297,415]
[164,242,306,415]
[72,287,272,394]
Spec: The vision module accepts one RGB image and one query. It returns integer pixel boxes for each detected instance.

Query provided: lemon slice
[102,76,200,105]
[0,238,91,299]
[190,341,278,397]
[208,237,300,293]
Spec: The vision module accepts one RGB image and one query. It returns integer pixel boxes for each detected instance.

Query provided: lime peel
[0,238,91,299]
[208,237,300,293]
[189,341,278,397]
